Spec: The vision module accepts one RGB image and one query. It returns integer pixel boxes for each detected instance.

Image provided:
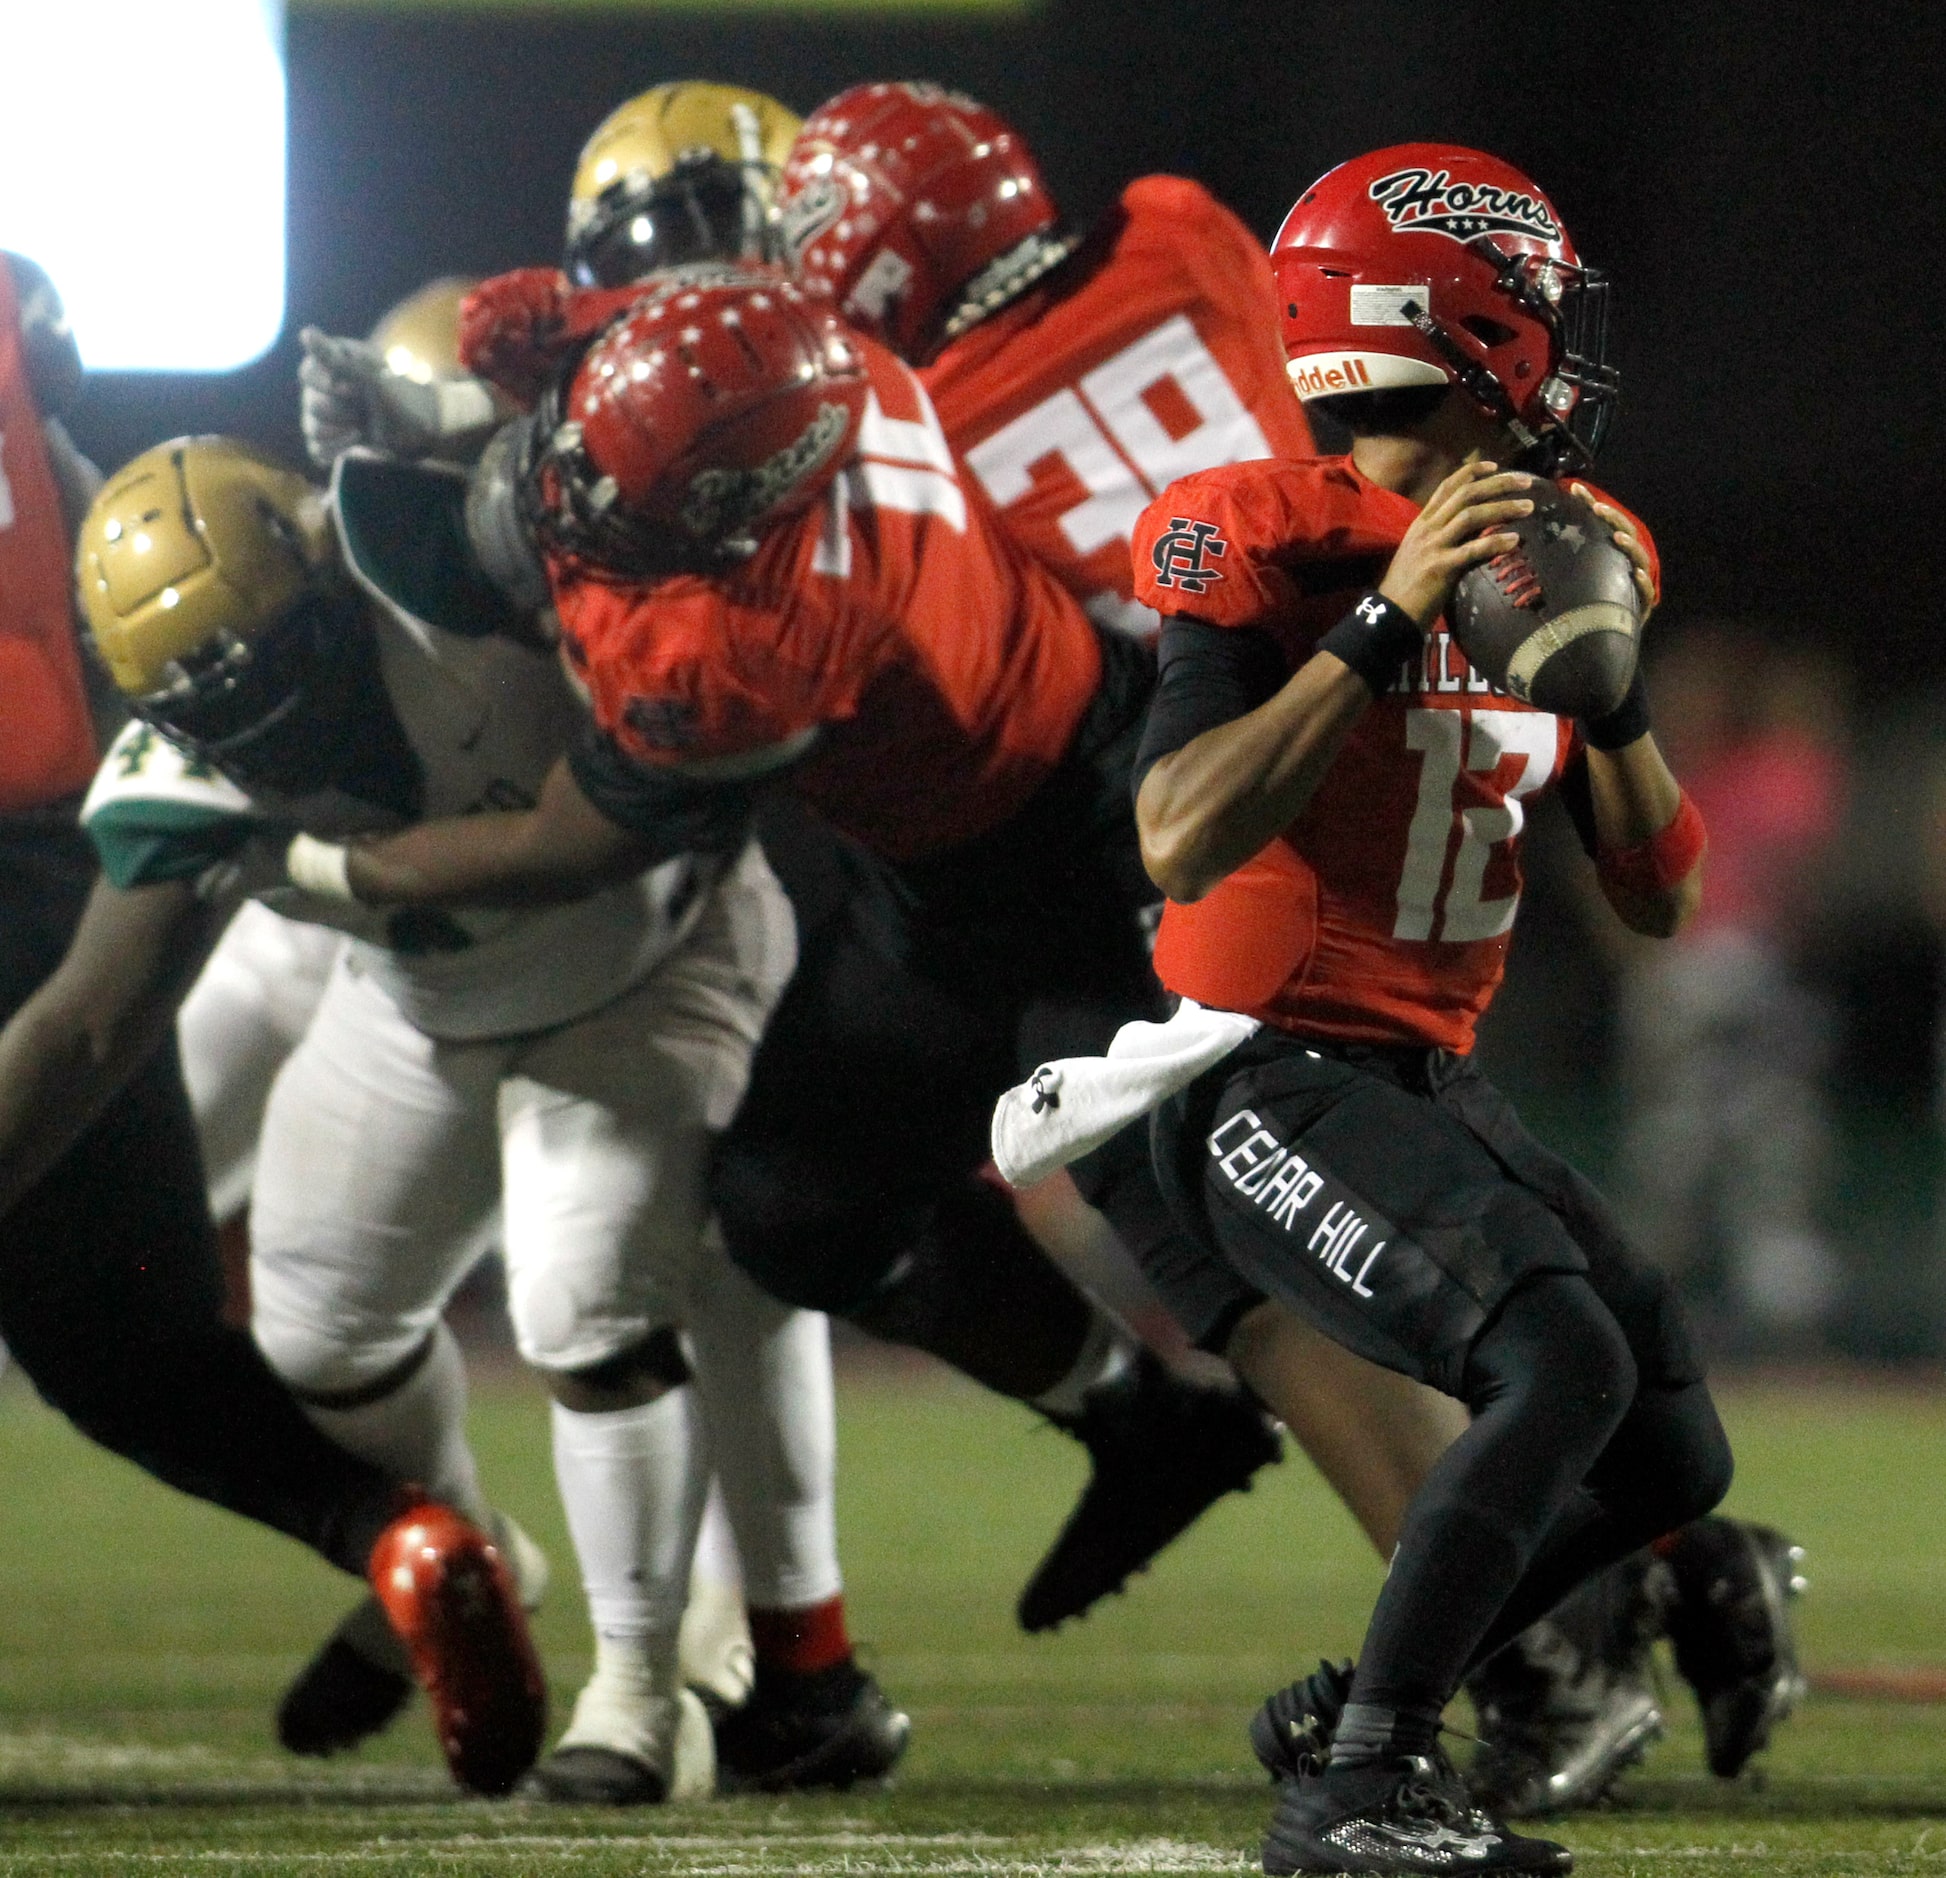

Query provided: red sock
[748,1595,852,1676]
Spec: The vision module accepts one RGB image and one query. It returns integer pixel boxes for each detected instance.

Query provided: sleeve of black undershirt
[1555,753,1601,859]
[567,726,761,862]
[1132,617,1289,798]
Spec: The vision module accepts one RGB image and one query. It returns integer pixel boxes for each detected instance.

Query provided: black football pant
[0,814,401,1578]
[713,633,1188,1403]
[1349,1269,1732,1722]
[711,798,1097,1400]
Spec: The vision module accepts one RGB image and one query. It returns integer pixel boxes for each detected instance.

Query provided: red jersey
[0,258,95,812]
[555,339,1103,863]
[922,177,1312,640]
[1131,457,1660,1053]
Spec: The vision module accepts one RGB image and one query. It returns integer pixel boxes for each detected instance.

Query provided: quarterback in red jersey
[1124,147,1767,1873]
[778,81,1313,639]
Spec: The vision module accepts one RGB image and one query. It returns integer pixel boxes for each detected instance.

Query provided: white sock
[550,1387,708,1676]
[301,1321,490,1524]
[685,1234,842,1610]
[693,1481,743,1594]
[1029,1309,1137,1419]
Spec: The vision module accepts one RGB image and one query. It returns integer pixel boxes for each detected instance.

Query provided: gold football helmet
[564,81,801,288]
[76,438,355,786]
[367,275,482,384]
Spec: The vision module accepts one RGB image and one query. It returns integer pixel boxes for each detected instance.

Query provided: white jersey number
[1395,709,1559,943]
[813,383,967,578]
[962,315,1272,634]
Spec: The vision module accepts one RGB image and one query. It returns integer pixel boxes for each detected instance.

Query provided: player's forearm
[0,999,160,1215]
[1587,735,1704,937]
[0,885,210,1216]
[340,758,658,910]
[1137,653,1372,903]
[343,813,603,909]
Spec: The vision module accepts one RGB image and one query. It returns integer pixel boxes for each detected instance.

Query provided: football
[1449,481,1642,719]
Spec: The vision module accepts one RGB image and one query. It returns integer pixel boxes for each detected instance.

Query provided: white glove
[297,327,497,469]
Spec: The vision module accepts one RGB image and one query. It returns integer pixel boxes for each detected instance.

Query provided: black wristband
[1585,669,1652,749]
[1317,591,1423,696]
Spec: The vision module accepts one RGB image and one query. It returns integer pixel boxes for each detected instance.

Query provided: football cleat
[280,1510,548,1759]
[1264,1755,1572,1875]
[527,1682,716,1806]
[277,1605,414,1758]
[367,1501,548,1796]
[1252,1660,1356,1784]
[1662,1517,1808,1778]
[1464,1555,1671,1816]
[1017,1351,1283,1632]
[713,1660,911,1793]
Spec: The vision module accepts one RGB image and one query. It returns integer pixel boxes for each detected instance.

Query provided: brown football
[1449,481,1641,719]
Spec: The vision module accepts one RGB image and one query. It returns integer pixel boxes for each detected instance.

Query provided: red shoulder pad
[1132,459,1405,629]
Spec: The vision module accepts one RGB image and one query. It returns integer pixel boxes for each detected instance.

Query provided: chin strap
[1398,296,1587,475]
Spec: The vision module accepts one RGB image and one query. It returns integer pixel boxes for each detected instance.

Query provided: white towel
[991,999,1260,1189]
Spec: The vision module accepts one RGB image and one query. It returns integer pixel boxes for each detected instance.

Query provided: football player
[0,260,544,1798]
[776,79,1478,1597]
[1118,145,1739,1871]
[189,275,762,1770]
[268,263,1290,1639]
[296,82,802,477]
[792,93,1803,1814]
[0,434,906,1803]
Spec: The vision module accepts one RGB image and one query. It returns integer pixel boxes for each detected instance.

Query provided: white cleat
[527,1663,716,1805]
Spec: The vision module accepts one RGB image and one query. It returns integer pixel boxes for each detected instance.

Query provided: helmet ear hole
[1460,314,1518,349]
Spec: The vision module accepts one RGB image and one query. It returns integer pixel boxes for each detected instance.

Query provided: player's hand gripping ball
[1450,481,1642,718]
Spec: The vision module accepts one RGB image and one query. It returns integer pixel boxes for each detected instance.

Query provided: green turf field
[0,1362,1940,1874]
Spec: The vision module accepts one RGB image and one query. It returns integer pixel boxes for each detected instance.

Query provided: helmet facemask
[130,589,394,803]
[565,152,780,289]
[1405,237,1618,472]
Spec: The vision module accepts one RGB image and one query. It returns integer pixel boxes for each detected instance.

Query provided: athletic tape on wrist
[1317,591,1423,695]
[1586,669,1652,749]
[1598,789,1706,897]
[285,832,357,902]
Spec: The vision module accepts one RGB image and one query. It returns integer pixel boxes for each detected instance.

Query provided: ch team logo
[1368,167,1562,245]
[1149,517,1228,594]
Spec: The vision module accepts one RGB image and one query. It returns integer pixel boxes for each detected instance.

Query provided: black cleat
[1264,1754,1572,1874]
[1017,1352,1283,1632]
[1465,1555,1670,1817]
[1662,1517,1807,1778]
[713,1660,911,1793]
[277,1632,414,1757]
[1252,1659,1356,1783]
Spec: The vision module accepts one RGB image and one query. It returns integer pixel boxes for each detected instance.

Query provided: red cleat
[367,1502,547,1796]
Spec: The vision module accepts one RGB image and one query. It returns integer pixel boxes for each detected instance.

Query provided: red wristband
[1597,789,1706,898]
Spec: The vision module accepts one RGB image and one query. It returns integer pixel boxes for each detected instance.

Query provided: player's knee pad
[549,1324,691,1399]
[249,1294,426,1402]
[505,1257,671,1375]
[1469,1270,1638,1438]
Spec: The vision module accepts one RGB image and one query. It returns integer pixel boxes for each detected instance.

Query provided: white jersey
[83,455,712,1040]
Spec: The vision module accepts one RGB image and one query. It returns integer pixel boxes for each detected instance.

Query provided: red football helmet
[777,81,1076,362]
[527,264,869,577]
[1272,144,1617,465]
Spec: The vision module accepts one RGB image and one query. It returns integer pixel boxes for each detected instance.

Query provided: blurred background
[14,0,1946,1361]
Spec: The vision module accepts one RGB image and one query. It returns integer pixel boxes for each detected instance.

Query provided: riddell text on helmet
[1287,357,1376,397]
